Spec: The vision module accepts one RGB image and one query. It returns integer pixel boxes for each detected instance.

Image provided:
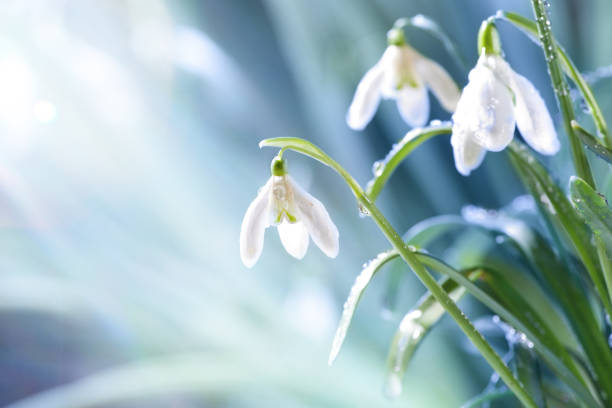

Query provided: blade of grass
[508,141,612,404]
[384,270,482,398]
[328,249,398,365]
[365,124,451,202]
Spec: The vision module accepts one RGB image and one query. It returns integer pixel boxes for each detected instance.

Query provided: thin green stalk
[595,237,612,309]
[529,0,594,187]
[460,390,513,408]
[557,50,612,149]
[366,124,451,201]
[527,11,612,403]
[260,138,536,408]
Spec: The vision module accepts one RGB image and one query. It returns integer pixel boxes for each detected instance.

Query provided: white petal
[510,71,560,155]
[451,126,486,176]
[379,45,406,98]
[278,221,309,259]
[289,177,339,258]
[240,179,272,268]
[414,55,460,112]
[346,64,384,130]
[396,85,429,128]
[455,62,515,151]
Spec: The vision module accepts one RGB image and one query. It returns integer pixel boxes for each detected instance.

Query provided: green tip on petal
[387,27,406,46]
[477,18,502,56]
[271,156,288,176]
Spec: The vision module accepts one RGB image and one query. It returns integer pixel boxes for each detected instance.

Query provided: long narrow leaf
[572,120,612,165]
[328,249,398,365]
[508,141,611,316]
[384,270,482,398]
[570,176,612,305]
[508,141,612,403]
[365,124,451,201]
[416,254,600,408]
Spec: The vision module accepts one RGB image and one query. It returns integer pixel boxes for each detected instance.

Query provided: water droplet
[540,194,556,214]
[380,307,394,321]
[384,374,403,398]
[371,160,384,177]
[358,203,370,218]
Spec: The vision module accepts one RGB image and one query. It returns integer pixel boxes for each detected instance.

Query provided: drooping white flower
[240,157,339,268]
[451,22,560,176]
[347,28,460,131]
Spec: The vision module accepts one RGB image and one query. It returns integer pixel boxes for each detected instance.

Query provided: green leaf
[361,205,596,405]
[507,141,610,315]
[508,141,612,404]
[416,254,600,408]
[365,125,451,201]
[572,120,612,165]
[384,270,481,398]
[460,390,513,408]
[328,249,398,365]
[570,176,612,236]
[380,215,465,315]
[405,209,579,353]
[514,339,546,408]
[570,176,612,307]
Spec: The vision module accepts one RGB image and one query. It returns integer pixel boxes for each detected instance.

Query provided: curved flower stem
[260,138,537,408]
[366,124,452,201]
[528,0,595,187]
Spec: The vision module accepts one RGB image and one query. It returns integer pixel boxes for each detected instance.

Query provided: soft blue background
[0,0,609,406]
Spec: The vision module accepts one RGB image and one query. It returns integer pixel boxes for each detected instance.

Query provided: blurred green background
[0,0,610,407]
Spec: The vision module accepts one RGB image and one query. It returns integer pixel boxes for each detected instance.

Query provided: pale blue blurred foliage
[0,0,609,407]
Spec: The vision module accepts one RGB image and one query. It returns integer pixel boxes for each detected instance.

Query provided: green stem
[528,1,595,187]
[366,125,451,201]
[595,236,612,308]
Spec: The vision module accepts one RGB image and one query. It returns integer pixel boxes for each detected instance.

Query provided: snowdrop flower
[347,27,460,130]
[240,157,339,268]
[451,21,560,176]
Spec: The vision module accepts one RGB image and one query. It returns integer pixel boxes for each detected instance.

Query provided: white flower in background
[451,21,560,176]
[240,157,339,268]
[347,27,460,130]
